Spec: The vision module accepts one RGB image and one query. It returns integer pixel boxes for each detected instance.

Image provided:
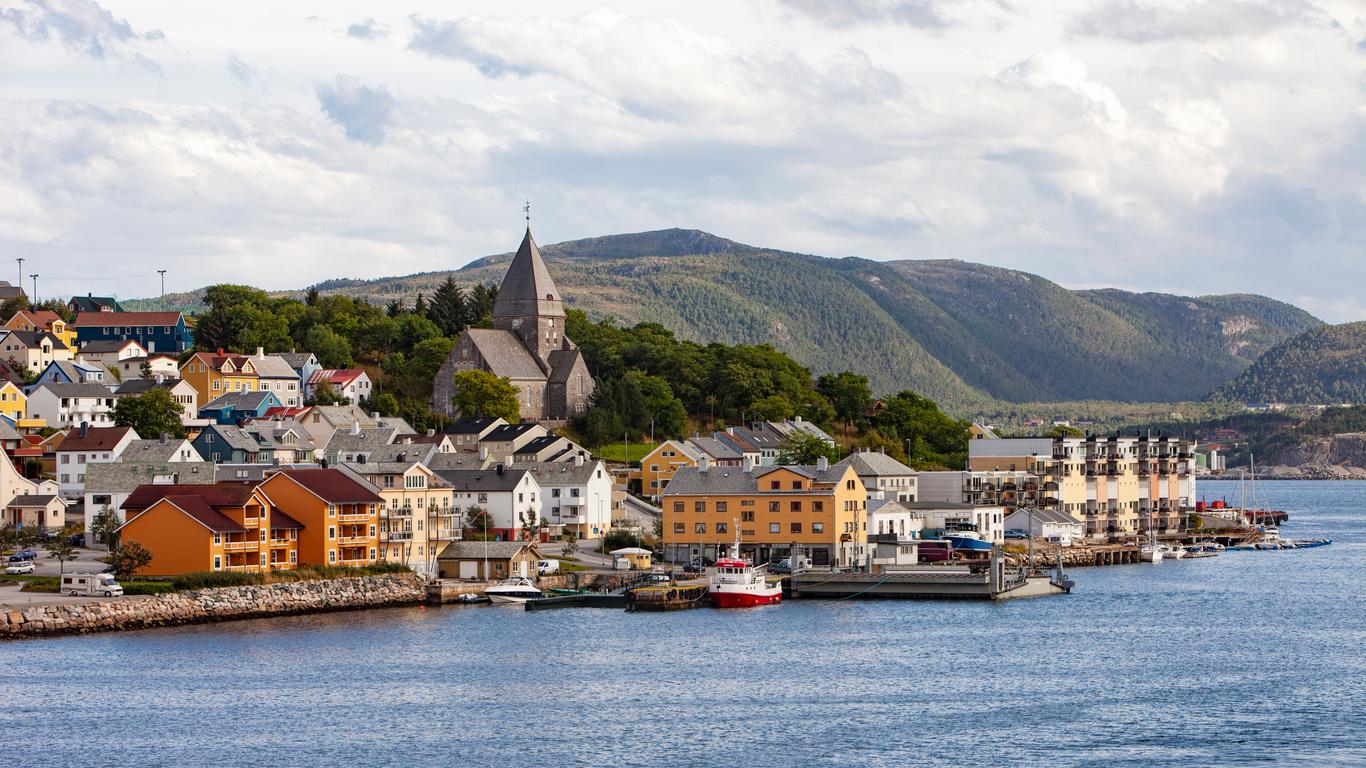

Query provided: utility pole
[29,274,37,304]
[15,258,22,294]
[158,270,167,310]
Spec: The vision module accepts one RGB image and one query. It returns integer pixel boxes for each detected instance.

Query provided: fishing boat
[943,530,994,553]
[485,576,543,604]
[708,558,782,608]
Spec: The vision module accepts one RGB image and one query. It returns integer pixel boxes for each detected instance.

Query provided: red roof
[73,311,183,327]
[309,368,366,387]
[274,468,382,503]
[56,426,134,452]
[261,407,309,418]
[270,509,305,530]
[123,482,261,511]
[10,310,64,328]
[156,497,246,533]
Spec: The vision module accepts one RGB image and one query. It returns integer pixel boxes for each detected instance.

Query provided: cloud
[314,76,395,145]
[0,0,162,63]
[227,55,257,85]
[346,17,386,40]
[778,0,950,29]
[1069,0,1320,42]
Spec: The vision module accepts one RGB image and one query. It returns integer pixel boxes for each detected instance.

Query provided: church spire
[493,226,565,320]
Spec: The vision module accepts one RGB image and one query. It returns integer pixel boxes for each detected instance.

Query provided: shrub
[119,580,176,595]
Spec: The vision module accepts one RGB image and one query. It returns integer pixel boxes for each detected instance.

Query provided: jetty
[790,552,1072,601]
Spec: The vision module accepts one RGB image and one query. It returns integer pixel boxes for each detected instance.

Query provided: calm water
[5,480,1365,767]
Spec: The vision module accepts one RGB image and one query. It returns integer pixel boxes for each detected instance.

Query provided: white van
[536,559,560,575]
[61,573,124,597]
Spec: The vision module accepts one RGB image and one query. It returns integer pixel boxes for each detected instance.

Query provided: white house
[1005,507,1084,544]
[25,382,118,429]
[434,465,542,540]
[53,425,139,500]
[307,368,372,404]
[76,339,147,369]
[0,329,73,373]
[516,455,613,540]
[833,449,918,502]
[114,377,199,425]
[867,498,925,540]
[0,444,60,510]
[250,349,304,408]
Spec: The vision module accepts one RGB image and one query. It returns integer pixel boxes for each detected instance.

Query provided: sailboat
[1138,508,1163,563]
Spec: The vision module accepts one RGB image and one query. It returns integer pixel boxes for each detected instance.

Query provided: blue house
[191,424,263,464]
[199,390,283,425]
[72,311,194,354]
[30,360,110,392]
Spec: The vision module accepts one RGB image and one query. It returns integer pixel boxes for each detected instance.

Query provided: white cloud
[1069,0,1323,42]
[0,0,162,66]
[315,76,396,145]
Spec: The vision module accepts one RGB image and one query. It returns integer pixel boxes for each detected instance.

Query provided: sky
[1,0,1363,321]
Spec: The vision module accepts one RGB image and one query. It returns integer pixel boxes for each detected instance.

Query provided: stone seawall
[2,573,426,639]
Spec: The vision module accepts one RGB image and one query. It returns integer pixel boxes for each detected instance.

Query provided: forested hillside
[1209,322,1366,404]
[135,228,1321,406]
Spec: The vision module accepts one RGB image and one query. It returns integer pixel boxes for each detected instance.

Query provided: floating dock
[524,593,625,611]
[791,555,1072,601]
[624,584,709,612]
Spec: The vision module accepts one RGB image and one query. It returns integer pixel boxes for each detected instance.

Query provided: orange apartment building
[119,483,302,575]
[259,468,383,567]
[661,458,868,569]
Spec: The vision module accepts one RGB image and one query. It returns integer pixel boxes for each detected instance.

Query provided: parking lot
[2,546,128,610]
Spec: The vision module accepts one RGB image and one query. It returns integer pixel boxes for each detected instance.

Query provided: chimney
[217,348,224,355]
[426,429,435,437]
[574,452,584,467]
[80,421,89,437]
[742,456,753,474]
[816,456,829,472]
[698,457,710,473]
[351,420,360,436]
[370,412,379,420]
[159,432,167,444]
[255,347,264,358]
[496,463,504,475]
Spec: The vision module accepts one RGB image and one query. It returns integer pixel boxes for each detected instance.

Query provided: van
[61,573,124,597]
[536,559,560,575]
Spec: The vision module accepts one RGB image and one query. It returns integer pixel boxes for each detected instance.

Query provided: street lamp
[158,270,167,310]
[29,274,37,304]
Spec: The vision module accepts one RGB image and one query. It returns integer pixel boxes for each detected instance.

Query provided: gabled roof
[247,353,298,380]
[115,378,188,396]
[685,436,739,461]
[324,425,402,458]
[270,509,305,530]
[463,328,546,379]
[514,435,569,456]
[198,424,263,453]
[437,540,539,561]
[275,351,317,369]
[434,467,532,492]
[202,390,279,412]
[446,416,506,436]
[124,482,263,511]
[308,368,367,387]
[9,310,64,328]
[512,459,604,485]
[833,450,915,478]
[8,494,61,507]
[663,462,852,496]
[136,496,246,533]
[492,228,565,319]
[80,460,216,494]
[184,351,258,375]
[120,437,201,464]
[482,422,543,443]
[31,382,115,399]
[73,311,182,327]
[68,295,124,312]
[79,339,146,354]
[272,468,383,503]
[55,425,135,452]
[1,329,63,349]
[546,349,583,383]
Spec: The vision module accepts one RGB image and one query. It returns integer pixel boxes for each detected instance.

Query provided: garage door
[459,561,478,579]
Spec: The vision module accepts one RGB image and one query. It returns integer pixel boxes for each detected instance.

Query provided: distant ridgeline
[1209,321,1366,405]
[130,229,1321,409]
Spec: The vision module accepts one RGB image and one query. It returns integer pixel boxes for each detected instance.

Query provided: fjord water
[5,481,1365,767]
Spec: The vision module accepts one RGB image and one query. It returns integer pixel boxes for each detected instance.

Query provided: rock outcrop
[1,573,424,639]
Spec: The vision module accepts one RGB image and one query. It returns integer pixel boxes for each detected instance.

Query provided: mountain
[134,228,1322,407]
[1209,321,1366,404]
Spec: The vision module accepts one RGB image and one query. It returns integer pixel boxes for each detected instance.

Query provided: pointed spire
[493,226,564,319]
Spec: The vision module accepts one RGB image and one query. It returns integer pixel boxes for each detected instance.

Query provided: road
[1,546,123,610]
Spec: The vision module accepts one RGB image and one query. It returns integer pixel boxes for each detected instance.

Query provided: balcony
[558,495,586,506]
[223,564,258,571]
[432,508,459,517]
[384,506,413,518]
[241,516,259,528]
[270,538,292,547]
[337,512,372,523]
[336,557,373,566]
[428,529,460,541]
[335,535,371,546]
[223,540,259,552]
[384,531,414,542]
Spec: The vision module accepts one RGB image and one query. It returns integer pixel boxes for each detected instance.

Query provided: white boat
[1159,544,1186,559]
[484,576,543,604]
[709,558,783,608]
[1138,544,1164,563]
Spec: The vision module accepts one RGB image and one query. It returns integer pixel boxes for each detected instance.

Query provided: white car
[5,561,36,575]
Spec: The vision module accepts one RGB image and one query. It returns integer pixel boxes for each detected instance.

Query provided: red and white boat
[709,557,783,608]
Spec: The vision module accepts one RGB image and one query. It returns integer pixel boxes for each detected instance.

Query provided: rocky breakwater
[2,573,425,639]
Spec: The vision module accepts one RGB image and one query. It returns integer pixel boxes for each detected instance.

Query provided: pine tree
[427,278,466,336]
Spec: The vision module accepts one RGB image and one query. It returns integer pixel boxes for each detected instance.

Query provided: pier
[791,554,1071,601]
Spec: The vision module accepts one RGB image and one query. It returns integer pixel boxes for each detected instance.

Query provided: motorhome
[60,573,124,597]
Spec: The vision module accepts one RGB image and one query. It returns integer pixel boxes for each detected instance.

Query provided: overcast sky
[1,0,1363,320]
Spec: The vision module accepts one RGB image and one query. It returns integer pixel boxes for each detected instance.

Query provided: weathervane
[524,199,531,226]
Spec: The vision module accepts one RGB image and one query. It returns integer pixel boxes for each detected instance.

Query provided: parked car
[67,533,85,548]
[5,561,35,575]
[8,549,38,562]
[1004,529,1030,540]
[536,559,560,575]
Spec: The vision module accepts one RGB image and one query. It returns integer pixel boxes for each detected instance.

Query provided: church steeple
[492,226,567,369]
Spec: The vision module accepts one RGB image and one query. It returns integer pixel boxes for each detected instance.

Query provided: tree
[138,358,153,379]
[47,536,77,575]
[362,392,399,417]
[602,528,641,552]
[749,394,794,423]
[0,524,17,553]
[1044,424,1084,438]
[304,324,353,369]
[305,287,320,306]
[874,390,971,470]
[561,532,578,556]
[817,371,873,434]
[112,387,184,438]
[194,284,290,352]
[463,506,494,540]
[16,525,41,552]
[90,506,122,551]
[777,432,840,465]
[450,370,520,422]
[310,381,344,406]
[427,278,467,336]
[111,541,152,581]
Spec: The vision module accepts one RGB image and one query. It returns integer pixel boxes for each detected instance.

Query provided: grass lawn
[594,442,657,463]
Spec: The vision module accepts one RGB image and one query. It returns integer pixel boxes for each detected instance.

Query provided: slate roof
[82,461,216,494]
[79,339,144,354]
[513,459,604,485]
[492,228,565,319]
[273,468,383,503]
[73,311,182,327]
[202,390,277,412]
[33,382,115,399]
[514,435,568,456]
[8,494,60,507]
[0,282,25,300]
[56,426,134,452]
[482,423,543,443]
[241,425,315,452]
[120,438,199,464]
[426,452,491,471]
[546,349,582,383]
[434,467,531,493]
[68,295,124,312]
[686,436,740,461]
[833,451,916,478]
[2,329,64,349]
[436,540,538,561]
[201,425,263,453]
[324,426,402,458]
[247,354,298,380]
[1008,507,1082,525]
[663,463,850,496]
[464,328,546,379]
[115,378,185,396]
[446,417,505,436]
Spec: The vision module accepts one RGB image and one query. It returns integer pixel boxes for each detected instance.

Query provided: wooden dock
[791,556,1072,601]
[625,584,709,612]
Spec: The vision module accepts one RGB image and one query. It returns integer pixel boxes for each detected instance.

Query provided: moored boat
[709,558,782,608]
[943,530,994,553]
[485,576,543,604]
[1138,543,1163,563]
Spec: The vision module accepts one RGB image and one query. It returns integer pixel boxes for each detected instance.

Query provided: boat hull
[710,588,782,608]
[945,536,993,552]
[487,592,541,604]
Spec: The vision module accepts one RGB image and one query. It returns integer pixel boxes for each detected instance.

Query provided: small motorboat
[1294,539,1332,549]
[485,576,543,604]
[943,530,994,553]
[454,592,488,604]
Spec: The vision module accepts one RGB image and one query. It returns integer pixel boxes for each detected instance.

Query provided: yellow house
[5,310,77,350]
[661,459,868,569]
[0,381,25,422]
[179,351,260,407]
[339,459,459,577]
[639,440,701,500]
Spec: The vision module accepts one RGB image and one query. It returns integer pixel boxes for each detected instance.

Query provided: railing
[432,508,459,517]
[428,530,460,541]
[385,531,413,541]
[335,535,370,546]
[270,538,292,547]
[337,512,372,523]
[385,506,413,517]
[223,540,259,551]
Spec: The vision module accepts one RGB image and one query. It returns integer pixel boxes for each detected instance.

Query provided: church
[431,228,595,422]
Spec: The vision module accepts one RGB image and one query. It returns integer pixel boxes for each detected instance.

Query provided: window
[694,523,706,534]
[213,532,221,544]
[673,523,685,534]
[716,501,728,514]
[741,510,754,522]
[327,504,336,517]
[370,525,377,536]
[812,522,824,534]
[813,501,824,512]
[790,501,801,512]
[673,502,683,513]
[791,522,802,533]
[769,523,780,534]
[289,551,297,564]
[791,481,802,489]
[213,555,221,570]
[769,481,780,490]
[694,501,705,513]
[715,522,728,534]
[328,526,336,540]
[328,550,336,563]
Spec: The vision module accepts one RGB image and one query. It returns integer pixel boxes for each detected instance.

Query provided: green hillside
[130,228,1321,405]
[1210,321,1366,404]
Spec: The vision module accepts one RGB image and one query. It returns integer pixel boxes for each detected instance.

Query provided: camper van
[61,573,124,597]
